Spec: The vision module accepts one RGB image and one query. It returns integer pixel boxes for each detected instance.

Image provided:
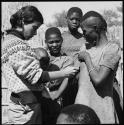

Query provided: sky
[34,1,122,24]
[1,1,122,27]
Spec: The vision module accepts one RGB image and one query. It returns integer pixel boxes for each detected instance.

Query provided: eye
[33,26,38,31]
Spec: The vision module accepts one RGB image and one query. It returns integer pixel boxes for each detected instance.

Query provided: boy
[41,27,77,124]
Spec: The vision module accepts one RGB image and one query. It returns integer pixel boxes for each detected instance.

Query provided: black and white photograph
[1,1,123,124]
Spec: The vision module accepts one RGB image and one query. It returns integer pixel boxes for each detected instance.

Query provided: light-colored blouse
[75,42,121,123]
[2,34,43,93]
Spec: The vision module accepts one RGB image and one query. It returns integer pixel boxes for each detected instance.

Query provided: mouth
[52,48,59,52]
[71,24,78,28]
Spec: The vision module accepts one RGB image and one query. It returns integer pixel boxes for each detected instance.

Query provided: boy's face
[46,33,63,56]
[67,12,82,31]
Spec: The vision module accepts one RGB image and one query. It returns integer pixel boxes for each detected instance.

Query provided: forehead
[32,21,41,25]
[81,16,101,27]
[46,33,62,40]
[68,12,81,18]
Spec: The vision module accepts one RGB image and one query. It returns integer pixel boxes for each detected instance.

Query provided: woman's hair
[82,11,107,31]
[67,7,83,17]
[10,5,43,28]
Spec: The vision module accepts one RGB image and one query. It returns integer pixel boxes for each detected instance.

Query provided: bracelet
[88,67,96,74]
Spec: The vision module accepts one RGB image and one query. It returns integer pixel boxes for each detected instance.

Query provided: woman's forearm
[84,56,101,86]
[40,70,66,83]
[57,78,68,97]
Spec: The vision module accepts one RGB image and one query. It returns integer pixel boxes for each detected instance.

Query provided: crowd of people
[1,5,123,124]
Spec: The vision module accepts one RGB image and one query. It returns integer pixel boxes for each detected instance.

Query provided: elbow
[92,78,103,88]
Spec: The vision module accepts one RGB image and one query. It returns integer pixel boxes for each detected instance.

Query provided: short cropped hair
[10,5,43,28]
[67,7,83,17]
[58,104,100,124]
[45,27,62,40]
[82,11,107,31]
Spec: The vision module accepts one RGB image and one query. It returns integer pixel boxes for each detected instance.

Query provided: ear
[61,37,63,43]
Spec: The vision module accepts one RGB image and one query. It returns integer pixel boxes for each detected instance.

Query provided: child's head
[34,47,50,70]
[67,7,83,31]
[45,27,63,56]
[56,104,100,124]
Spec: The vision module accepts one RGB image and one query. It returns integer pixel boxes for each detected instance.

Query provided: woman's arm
[38,67,79,83]
[78,44,121,88]
[83,55,112,87]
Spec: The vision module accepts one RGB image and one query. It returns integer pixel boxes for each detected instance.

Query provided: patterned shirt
[2,34,43,93]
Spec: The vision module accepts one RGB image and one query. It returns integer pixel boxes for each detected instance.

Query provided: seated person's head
[56,104,100,124]
[67,7,83,31]
[45,27,63,57]
[34,47,50,70]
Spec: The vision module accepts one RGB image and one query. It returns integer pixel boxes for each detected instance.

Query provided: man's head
[56,104,100,124]
[67,7,83,31]
[45,27,63,56]
[34,47,50,70]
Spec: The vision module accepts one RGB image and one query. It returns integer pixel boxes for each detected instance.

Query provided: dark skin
[78,17,113,89]
[67,12,83,39]
[45,33,63,57]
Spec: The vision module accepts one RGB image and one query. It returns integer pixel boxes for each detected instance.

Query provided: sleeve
[80,43,86,52]
[99,43,121,70]
[9,44,43,85]
[61,56,74,69]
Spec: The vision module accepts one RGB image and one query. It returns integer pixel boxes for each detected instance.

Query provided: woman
[75,11,121,123]
[1,6,78,124]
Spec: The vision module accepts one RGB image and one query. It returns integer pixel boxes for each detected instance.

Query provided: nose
[53,42,57,47]
[72,19,77,24]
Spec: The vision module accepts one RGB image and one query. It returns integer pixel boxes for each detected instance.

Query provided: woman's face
[67,12,81,31]
[23,21,41,40]
[81,21,98,45]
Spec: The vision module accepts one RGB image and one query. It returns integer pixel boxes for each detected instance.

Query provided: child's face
[67,12,81,30]
[46,33,63,56]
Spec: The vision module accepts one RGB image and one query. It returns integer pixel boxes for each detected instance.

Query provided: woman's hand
[78,51,90,62]
[62,66,79,77]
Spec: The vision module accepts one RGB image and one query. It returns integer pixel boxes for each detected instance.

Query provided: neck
[96,33,108,48]
[69,28,82,39]
[50,52,61,57]
[7,28,25,40]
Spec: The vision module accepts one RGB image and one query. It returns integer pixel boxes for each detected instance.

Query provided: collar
[7,29,25,40]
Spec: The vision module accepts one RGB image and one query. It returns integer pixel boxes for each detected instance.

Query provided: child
[41,27,78,124]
